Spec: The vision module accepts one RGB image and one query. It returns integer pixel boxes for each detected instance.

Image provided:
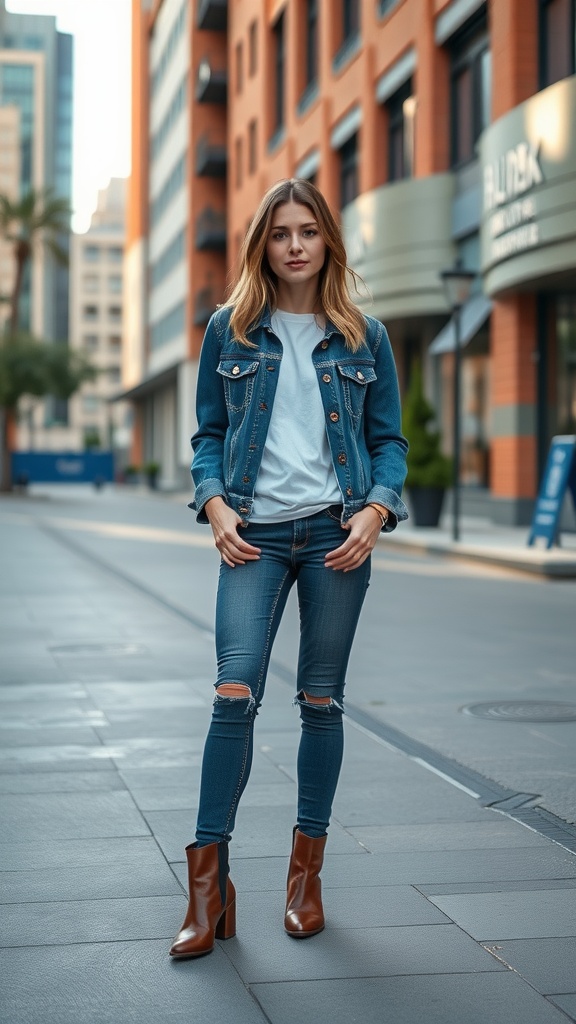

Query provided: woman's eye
[303,229,317,237]
[272,232,286,240]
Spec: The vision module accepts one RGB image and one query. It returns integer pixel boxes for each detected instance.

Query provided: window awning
[110,363,178,403]
[429,293,492,355]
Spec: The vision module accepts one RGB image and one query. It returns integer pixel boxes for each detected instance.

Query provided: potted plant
[123,464,140,485]
[402,365,452,527]
[144,460,160,489]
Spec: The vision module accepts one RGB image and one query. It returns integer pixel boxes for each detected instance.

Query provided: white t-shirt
[251,309,341,522]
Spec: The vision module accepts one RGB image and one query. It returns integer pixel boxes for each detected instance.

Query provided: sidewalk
[1,500,575,1024]
[385,514,576,579]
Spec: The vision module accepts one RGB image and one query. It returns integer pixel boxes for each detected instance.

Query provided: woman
[170,178,408,959]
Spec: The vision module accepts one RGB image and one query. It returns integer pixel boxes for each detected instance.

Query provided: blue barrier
[11,451,115,484]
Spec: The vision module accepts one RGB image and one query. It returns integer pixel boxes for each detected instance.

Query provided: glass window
[449,14,490,168]
[339,133,359,209]
[108,335,121,349]
[108,246,123,262]
[108,306,122,322]
[83,274,99,292]
[386,79,415,181]
[248,120,257,174]
[107,367,121,383]
[305,0,319,88]
[236,41,243,93]
[249,20,258,76]
[107,275,122,294]
[83,334,99,349]
[83,305,98,321]
[84,245,100,262]
[343,0,360,40]
[539,0,576,87]
[82,395,100,413]
[235,136,243,188]
[273,13,285,133]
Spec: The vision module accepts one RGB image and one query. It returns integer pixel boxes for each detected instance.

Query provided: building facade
[124,0,227,488]
[126,0,576,522]
[63,179,131,459]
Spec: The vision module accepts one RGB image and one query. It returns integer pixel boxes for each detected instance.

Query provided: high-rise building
[123,0,227,488]
[0,0,73,427]
[62,178,131,458]
[126,0,576,524]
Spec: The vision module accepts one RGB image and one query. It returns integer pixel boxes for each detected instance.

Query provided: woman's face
[265,201,327,289]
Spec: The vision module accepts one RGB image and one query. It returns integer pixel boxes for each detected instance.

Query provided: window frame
[448,13,490,169]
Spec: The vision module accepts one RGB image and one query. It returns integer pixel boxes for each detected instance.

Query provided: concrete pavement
[1,488,575,1024]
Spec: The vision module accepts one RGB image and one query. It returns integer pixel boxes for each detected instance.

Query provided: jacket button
[322,373,331,383]
[329,412,339,422]
[321,340,328,350]
[232,365,240,375]
[243,476,250,483]
[259,402,267,410]
[356,370,365,380]
[239,506,248,513]
[338,453,347,465]
[346,487,353,497]
[267,365,275,371]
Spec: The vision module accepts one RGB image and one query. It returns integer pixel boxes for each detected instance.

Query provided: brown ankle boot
[284,827,327,938]
[169,841,236,958]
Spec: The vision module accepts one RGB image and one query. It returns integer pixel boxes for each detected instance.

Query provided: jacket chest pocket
[217,359,259,413]
[337,363,377,420]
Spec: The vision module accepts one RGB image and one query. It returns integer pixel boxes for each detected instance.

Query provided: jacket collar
[251,304,340,339]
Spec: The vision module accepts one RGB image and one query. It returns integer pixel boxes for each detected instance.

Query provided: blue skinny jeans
[195,507,371,845]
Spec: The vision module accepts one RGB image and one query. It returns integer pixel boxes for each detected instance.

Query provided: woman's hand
[205,497,261,568]
[324,505,385,572]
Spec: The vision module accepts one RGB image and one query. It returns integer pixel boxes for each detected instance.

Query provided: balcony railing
[195,208,227,251]
[196,57,227,104]
[193,286,221,326]
[195,133,227,177]
[197,0,227,31]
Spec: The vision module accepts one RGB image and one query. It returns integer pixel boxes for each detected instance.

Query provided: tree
[0,187,71,333]
[0,334,97,491]
[0,188,97,491]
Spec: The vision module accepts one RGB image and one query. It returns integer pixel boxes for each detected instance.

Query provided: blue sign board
[527,435,576,548]
[11,451,115,484]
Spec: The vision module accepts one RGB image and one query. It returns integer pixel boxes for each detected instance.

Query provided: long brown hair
[225,178,367,351]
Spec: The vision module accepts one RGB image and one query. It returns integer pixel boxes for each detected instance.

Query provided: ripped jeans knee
[214,681,257,715]
[293,689,344,715]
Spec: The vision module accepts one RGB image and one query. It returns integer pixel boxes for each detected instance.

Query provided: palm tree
[0,187,71,333]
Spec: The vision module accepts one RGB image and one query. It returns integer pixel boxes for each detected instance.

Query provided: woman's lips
[286,260,307,267]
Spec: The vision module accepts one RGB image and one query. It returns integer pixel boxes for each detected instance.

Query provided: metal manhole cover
[49,643,148,656]
[461,701,576,723]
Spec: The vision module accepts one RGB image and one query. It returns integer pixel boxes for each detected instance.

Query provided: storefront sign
[527,436,576,549]
[483,142,543,264]
[480,75,576,294]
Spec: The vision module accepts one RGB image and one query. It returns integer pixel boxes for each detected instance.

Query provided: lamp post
[440,263,475,542]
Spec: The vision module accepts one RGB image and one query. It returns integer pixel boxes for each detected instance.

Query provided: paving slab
[0,836,166,871]
[0,770,125,794]
[347,819,551,852]
[428,888,576,939]
[0,940,268,1024]
[0,859,182,904]
[549,994,576,1019]
[485,937,576,994]
[251,973,570,1024]
[0,791,149,841]
[0,894,185,947]
[222,917,502,983]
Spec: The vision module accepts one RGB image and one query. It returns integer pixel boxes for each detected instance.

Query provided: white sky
[6,0,132,233]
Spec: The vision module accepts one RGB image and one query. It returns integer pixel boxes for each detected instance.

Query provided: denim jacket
[189,305,409,531]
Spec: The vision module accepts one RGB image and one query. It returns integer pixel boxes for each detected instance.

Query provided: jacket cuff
[188,478,227,523]
[365,487,409,532]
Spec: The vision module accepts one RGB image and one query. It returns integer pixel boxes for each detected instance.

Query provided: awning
[110,363,178,403]
[429,293,492,355]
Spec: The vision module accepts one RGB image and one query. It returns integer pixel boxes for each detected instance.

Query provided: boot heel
[215,899,236,940]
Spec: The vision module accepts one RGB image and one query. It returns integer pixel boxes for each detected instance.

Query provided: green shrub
[402,365,452,489]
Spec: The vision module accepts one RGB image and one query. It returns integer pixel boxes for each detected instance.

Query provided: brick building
[125,0,576,523]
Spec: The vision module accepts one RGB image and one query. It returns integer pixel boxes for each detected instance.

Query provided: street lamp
[440,262,475,542]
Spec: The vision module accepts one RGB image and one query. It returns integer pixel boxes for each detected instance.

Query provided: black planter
[409,486,446,527]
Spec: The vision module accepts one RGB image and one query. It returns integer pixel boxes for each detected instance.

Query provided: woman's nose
[289,235,303,252]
